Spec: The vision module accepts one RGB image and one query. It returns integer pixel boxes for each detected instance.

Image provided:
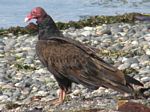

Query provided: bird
[25,7,144,105]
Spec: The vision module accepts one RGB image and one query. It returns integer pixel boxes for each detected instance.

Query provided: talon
[49,89,66,106]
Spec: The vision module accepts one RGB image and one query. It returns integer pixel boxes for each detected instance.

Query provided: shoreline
[0,13,150,36]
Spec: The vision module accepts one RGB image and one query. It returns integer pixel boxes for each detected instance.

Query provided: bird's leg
[50,89,66,106]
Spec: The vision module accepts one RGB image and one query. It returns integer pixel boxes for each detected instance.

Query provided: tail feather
[125,75,143,86]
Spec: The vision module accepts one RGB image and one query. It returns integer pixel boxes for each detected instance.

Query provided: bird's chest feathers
[36,41,73,65]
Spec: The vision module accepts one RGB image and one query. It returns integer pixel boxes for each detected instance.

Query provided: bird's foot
[49,89,66,106]
[48,98,63,106]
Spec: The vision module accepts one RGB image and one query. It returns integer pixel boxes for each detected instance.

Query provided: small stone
[0,50,4,54]
[139,69,150,74]
[31,86,39,93]
[5,56,16,62]
[73,89,81,96]
[111,43,123,50]
[131,40,138,46]
[111,26,123,35]
[139,55,150,65]
[4,39,16,51]
[0,69,6,74]
[130,63,139,69]
[145,49,150,55]
[81,30,91,36]
[36,91,48,96]
[27,49,36,57]
[0,95,9,102]
[83,27,93,31]
[0,104,5,110]
[67,32,78,37]
[144,34,150,41]
[15,82,24,88]
[122,57,128,63]
[21,88,30,95]
[13,89,21,98]
[15,52,25,58]
[0,41,5,46]
[123,58,139,64]
[98,29,111,35]
[3,89,13,97]
[118,63,130,70]
[24,58,33,64]
[141,77,150,82]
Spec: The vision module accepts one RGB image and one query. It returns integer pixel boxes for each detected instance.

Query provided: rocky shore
[0,17,150,111]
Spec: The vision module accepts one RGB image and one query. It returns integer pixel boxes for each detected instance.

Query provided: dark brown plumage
[25,7,144,105]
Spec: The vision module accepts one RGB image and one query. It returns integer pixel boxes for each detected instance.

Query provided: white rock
[0,95,9,102]
[91,40,98,45]
[118,63,130,70]
[73,89,81,96]
[36,91,48,96]
[131,40,138,46]
[141,77,150,82]
[81,31,91,36]
[146,49,150,55]
[130,63,139,69]
[122,57,128,63]
[32,86,39,93]
[35,69,47,74]
[0,104,5,110]
[68,32,78,37]
[83,27,93,31]
[144,34,150,41]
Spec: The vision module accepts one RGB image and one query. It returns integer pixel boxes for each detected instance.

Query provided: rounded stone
[4,39,16,51]
[0,95,9,102]
[36,91,48,96]
[144,34,150,41]
[118,63,130,70]
[81,31,92,36]
[145,49,150,55]
[130,63,140,69]
[141,77,150,82]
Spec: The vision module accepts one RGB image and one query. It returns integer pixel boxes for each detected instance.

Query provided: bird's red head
[25,7,47,22]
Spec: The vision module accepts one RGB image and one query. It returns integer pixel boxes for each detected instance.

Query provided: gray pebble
[118,63,130,70]
[4,39,16,51]
[141,76,150,82]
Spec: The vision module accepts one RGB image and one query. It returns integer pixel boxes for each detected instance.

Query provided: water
[0,0,150,28]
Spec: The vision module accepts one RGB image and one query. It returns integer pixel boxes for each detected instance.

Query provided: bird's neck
[37,15,63,40]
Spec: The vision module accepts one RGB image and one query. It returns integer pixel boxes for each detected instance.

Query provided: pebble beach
[0,20,150,111]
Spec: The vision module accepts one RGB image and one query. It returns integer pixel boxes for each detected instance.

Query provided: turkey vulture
[25,7,144,105]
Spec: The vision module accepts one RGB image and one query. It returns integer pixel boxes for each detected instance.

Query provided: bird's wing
[36,39,132,93]
[47,37,118,72]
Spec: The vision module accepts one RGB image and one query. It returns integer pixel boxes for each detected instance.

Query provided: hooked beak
[24,13,33,22]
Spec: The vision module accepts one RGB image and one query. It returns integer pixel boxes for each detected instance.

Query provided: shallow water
[0,0,150,28]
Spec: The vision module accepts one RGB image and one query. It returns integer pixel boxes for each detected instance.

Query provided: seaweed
[0,13,149,36]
